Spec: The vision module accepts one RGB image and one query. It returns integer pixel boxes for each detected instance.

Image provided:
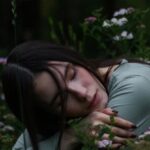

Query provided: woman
[2,41,150,150]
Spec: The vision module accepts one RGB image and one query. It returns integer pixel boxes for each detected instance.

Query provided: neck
[97,65,119,82]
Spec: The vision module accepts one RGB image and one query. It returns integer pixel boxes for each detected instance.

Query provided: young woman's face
[34,61,108,118]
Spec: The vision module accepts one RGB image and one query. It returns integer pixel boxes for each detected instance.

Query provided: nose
[66,82,87,100]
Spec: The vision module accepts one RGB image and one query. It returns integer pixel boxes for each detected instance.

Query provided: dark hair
[2,41,106,150]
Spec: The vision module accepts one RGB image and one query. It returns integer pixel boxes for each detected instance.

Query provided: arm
[13,109,135,150]
[60,108,136,150]
[108,75,150,136]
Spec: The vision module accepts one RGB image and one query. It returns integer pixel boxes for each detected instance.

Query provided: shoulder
[12,130,32,150]
[109,59,150,87]
[12,130,59,150]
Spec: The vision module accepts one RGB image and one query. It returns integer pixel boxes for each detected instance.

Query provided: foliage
[0,100,23,150]
[48,7,150,59]
[69,117,150,150]
[69,116,116,150]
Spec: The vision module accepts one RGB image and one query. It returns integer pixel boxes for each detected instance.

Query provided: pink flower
[0,57,7,65]
[84,16,97,24]
[97,139,112,148]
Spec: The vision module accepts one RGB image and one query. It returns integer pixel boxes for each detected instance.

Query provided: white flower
[127,33,134,39]
[102,20,112,27]
[121,31,134,40]
[110,17,128,26]
[113,35,121,41]
[117,17,128,26]
[119,8,128,15]
[113,7,135,17]
[2,125,15,132]
[121,30,128,38]
[111,18,118,24]
[113,31,133,41]
[113,11,119,17]
[113,8,128,17]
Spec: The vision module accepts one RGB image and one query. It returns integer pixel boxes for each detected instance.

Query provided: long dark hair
[2,41,107,150]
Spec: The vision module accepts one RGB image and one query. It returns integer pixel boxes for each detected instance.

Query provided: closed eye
[65,63,77,81]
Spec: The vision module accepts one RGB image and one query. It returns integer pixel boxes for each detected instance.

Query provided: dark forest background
[0,0,150,56]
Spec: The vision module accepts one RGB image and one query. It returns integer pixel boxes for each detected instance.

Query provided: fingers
[91,125,136,141]
[112,117,136,129]
[92,111,136,129]
[102,133,128,144]
[111,126,136,138]
[111,143,122,149]
[101,108,118,116]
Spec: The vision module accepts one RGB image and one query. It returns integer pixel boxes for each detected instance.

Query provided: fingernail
[112,109,118,114]
[131,124,137,129]
[131,133,137,138]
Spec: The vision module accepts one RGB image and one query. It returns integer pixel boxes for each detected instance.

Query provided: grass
[0,100,23,150]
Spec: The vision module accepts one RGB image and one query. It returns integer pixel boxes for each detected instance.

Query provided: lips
[88,90,100,109]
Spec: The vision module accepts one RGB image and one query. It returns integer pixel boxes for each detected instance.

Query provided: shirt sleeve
[12,130,32,150]
[107,75,150,135]
[12,130,59,150]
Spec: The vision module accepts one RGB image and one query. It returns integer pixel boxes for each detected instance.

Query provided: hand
[61,108,137,150]
[79,108,137,148]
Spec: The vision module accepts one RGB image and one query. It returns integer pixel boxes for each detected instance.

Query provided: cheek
[78,69,95,86]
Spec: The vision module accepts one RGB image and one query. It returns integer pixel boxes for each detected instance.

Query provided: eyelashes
[65,63,77,81]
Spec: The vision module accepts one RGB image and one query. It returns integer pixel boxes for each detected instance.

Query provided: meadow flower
[97,139,112,148]
[121,30,128,38]
[84,16,97,24]
[113,8,128,17]
[110,17,128,26]
[2,125,15,132]
[117,17,128,26]
[0,57,7,65]
[127,33,134,39]
[113,31,133,41]
[110,18,118,24]
[113,7,135,17]
[102,20,112,27]
[121,31,133,39]
[113,35,121,41]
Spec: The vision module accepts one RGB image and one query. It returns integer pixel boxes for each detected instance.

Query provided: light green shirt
[12,130,59,150]
[107,59,150,135]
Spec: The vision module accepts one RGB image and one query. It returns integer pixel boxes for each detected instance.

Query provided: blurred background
[0,0,150,57]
